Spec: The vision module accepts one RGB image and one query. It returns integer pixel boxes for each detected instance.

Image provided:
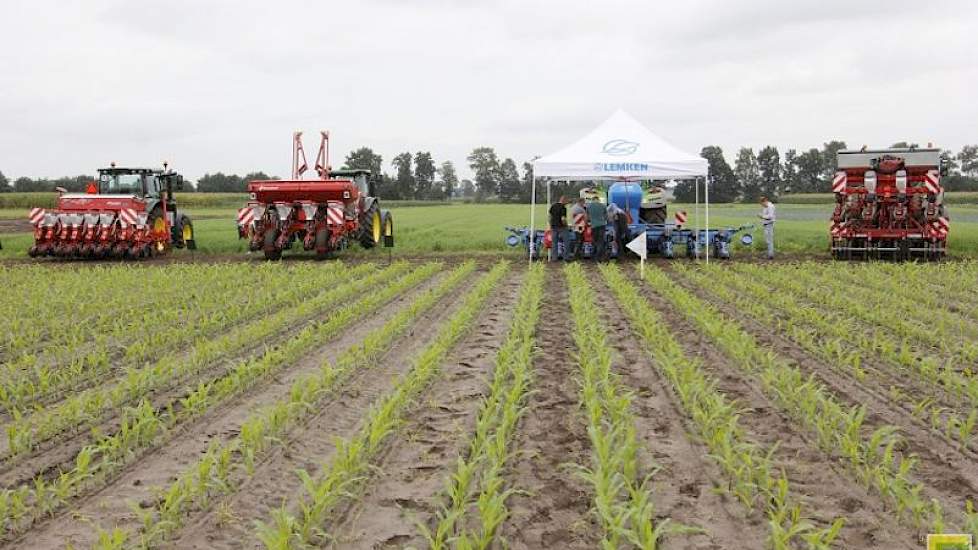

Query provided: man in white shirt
[758,196,775,259]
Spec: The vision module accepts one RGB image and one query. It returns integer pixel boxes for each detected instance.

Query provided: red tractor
[237,131,392,260]
[830,147,949,260]
[28,164,195,259]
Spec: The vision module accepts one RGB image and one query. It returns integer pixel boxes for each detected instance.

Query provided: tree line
[2,143,976,202]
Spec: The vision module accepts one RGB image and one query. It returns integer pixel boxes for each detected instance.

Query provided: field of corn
[1,258,977,549]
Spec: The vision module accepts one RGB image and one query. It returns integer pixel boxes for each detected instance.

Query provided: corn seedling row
[676,263,978,450]
[100,261,478,548]
[0,264,370,415]
[640,265,958,535]
[1,263,409,460]
[253,261,510,549]
[564,263,695,549]
[600,264,842,550]
[0,263,441,539]
[424,263,545,549]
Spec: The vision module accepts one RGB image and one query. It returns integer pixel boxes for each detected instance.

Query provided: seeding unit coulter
[237,132,392,260]
[830,148,949,260]
[27,164,195,259]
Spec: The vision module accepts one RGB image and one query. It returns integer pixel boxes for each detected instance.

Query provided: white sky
[1,0,976,181]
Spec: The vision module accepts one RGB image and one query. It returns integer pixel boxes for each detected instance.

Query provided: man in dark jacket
[585,196,608,261]
[548,195,570,261]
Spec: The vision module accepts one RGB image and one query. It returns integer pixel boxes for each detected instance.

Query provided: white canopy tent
[530,109,711,262]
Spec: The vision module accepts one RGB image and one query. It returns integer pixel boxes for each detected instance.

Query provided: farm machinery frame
[27,164,195,259]
[237,131,392,260]
[830,147,949,260]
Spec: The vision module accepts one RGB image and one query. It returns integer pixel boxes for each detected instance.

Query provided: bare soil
[4,270,453,550]
[326,271,525,548]
[629,268,919,549]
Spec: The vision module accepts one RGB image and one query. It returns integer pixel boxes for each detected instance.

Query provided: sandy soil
[498,269,598,550]
[326,272,525,548]
[3,269,451,549]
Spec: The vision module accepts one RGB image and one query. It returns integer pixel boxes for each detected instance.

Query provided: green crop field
[3,197,978,260]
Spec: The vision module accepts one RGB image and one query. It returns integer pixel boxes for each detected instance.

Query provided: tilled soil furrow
[159,271,483,550]
[594,271,767,550]
[668,270,978,520]
[0,268,384,487]
[325,272,525,549]
[7,270,452,550]
[669,265,978,463]
[498,266,596,550]
[631,270,918,549]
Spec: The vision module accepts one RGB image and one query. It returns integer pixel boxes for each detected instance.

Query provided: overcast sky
[1,0,976,181]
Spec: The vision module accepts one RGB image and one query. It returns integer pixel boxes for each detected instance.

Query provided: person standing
[759,196,776,259]
[569,197,587,260]
[606,201,627,257]
[548,195,570,261]
[586,196,608,261]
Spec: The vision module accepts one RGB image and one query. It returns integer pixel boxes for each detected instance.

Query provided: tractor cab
[329,168,374,197]
[97,166,184,198]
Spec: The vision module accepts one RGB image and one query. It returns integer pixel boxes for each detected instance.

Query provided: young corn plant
[253,261,510,548]
[599,263,837,549]
[565,263,698,549]
[424,263,544,548]
[121,261,478,547]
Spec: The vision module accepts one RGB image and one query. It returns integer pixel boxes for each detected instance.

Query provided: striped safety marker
[924,170,941,194]
[832,171,847,193]
[326,204,345,226]
[119,208,138,226]
[237,207,255,226]
[29,208,46,225]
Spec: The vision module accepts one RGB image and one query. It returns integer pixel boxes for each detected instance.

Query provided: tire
[359,203,381,249]
[263,227,282,261]
[314,228,330,261]
[176,214,196,250]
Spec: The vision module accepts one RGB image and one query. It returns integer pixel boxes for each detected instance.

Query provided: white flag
[626,232,647,260]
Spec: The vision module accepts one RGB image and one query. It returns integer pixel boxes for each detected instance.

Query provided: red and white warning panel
[29,208,46,225]
[924,170,941,194]
[832,172,847,193]
[237,207,255,227]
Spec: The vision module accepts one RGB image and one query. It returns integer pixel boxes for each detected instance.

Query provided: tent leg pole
[695,177,700,262]
[529,173,536,267]
[705,176,710,264]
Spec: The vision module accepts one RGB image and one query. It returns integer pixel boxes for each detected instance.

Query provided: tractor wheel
[263,228,282,261]
[359,204,381,249]
[314,228,331,261]
[179,215,196,250]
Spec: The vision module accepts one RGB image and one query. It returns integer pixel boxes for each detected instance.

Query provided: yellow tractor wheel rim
[372,211,381,243]
[385,217,393,238]
[154,217,166,233]
[182,224,193,241]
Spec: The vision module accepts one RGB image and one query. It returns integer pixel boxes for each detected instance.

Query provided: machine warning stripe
[119,209,137,226]
[29,208,46,225]
[326,205,345,226]
[237,207,255,226]
[924,171,941,194]
[832,172,847,193]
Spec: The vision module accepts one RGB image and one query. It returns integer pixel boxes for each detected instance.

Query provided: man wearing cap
[758,196,776,259]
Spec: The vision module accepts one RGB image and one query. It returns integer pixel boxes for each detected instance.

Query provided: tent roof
[532,109,708,180]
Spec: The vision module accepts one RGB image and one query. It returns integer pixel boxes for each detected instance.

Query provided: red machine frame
[237,131,386,260]
[830,148,948,260]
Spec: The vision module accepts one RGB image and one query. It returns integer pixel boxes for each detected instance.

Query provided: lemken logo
[593,162,649,172]
[601,139,640,156]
